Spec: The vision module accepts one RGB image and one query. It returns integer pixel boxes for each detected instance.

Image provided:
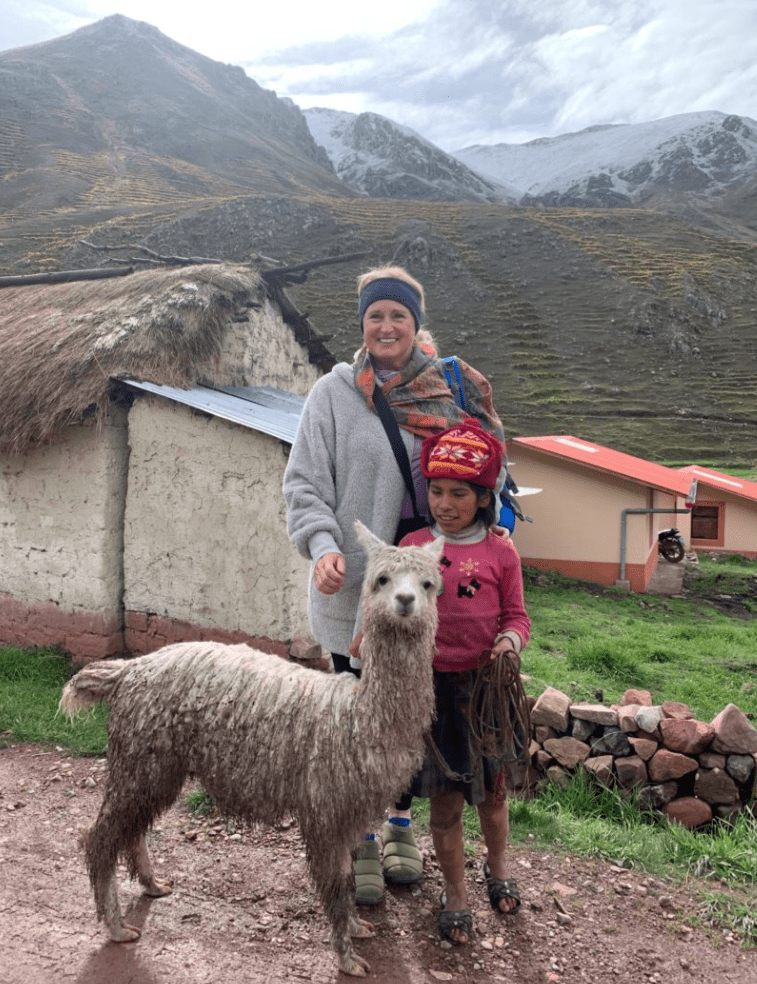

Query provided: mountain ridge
[0,13,347,212]
[452,111,757,212]
[303,107,518,202]
[1,16,755,467]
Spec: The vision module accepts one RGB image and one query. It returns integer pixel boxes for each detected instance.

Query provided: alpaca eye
[377,575,389,587]
[423,580,434,591]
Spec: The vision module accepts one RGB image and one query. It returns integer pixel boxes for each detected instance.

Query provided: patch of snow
[452,112,757,198]
[303,107,520,202]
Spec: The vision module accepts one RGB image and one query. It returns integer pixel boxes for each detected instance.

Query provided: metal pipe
[617,507,693,587]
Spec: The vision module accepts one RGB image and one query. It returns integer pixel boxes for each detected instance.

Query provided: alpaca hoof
[349,914,375,939]
[339,952,370,977]
[143,878,173,898]
[109,922,141,943]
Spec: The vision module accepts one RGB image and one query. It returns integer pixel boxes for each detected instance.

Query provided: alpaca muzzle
[393,592,417,616]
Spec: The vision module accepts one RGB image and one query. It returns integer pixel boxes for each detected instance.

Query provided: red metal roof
[678,465,757,505]
[510,435,694,496]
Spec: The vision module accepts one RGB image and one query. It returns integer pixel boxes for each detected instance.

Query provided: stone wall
[528,687,757,827]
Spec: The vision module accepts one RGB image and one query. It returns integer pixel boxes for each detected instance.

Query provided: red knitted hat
[421,418,503,489]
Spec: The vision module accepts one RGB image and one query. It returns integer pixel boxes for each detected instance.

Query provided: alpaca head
[354,520,443,626]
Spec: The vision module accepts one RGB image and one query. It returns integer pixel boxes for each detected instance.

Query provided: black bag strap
[372,385,422,519]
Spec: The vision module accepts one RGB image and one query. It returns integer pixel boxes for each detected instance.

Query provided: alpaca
[60,521,443,977]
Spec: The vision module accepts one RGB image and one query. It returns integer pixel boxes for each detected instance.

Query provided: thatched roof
[0,264,266,455]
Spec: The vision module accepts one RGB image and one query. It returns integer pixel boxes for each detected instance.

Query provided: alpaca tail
[59,659,131,718]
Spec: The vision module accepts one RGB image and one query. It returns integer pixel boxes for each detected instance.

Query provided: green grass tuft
[183,785,216,817]
[0,646,108,755]
[697,889,757,947]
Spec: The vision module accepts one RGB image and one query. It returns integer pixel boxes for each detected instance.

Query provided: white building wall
[123,397,311,641]
[510,452,653,564]
[0,406,128,612]
[214,298,323,395]
[721,497,757,554]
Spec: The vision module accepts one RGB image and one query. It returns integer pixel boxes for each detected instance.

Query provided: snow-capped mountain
[304,107,519,203]
[453,112,757,206]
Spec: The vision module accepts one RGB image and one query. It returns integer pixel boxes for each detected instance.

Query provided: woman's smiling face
[362,299,416,370]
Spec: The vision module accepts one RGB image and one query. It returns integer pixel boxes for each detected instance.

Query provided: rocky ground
[1,742,755,984]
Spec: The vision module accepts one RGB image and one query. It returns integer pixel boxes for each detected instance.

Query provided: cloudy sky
[2,0,756,151]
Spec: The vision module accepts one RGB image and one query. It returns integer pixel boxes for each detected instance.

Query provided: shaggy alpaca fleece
[60,522,443,977]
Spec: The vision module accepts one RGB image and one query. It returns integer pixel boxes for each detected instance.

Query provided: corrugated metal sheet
[123,380,304,443]
[511,435,693,496]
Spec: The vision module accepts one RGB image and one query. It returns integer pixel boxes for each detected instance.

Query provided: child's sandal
[483,862,521,915]
[438,892,472,945]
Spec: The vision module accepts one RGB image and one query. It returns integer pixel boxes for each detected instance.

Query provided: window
[691,504,723,544]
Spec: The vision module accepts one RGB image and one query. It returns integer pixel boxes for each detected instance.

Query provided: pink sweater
[401,528,531,672]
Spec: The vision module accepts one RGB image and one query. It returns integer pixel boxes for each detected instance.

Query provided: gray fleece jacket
[283,363,414,656]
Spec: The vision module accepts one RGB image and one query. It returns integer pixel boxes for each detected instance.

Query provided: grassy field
[1,552,755,942]
[0,645,109,755]
[522,552,757,721]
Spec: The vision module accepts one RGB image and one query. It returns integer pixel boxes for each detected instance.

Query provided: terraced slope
[225,196,757,466]
[1,20,755,466]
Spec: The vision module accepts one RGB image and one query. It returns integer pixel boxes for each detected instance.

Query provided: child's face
[427,478,490,535]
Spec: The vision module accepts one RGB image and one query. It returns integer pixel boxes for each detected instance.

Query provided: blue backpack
[441,356,523,534]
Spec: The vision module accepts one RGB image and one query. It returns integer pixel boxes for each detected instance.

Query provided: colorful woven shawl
[353,338,505,443]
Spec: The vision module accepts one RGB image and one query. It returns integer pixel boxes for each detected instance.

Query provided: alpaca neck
[355,615,437,741]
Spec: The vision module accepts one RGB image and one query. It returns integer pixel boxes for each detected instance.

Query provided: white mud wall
[0,405,128,613]
[213,297,323,395]
[123,397,311,641]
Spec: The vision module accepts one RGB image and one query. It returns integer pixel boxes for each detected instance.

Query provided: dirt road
[2,742,754,984]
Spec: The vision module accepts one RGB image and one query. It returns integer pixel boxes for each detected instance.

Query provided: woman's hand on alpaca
[314,552,346,594]
[348,632,363,660]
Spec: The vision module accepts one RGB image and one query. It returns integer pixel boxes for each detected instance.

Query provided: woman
[283,265,505,904]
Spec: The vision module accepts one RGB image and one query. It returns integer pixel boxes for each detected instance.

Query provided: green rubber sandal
[355,838,384,905]
[381,820,423,885]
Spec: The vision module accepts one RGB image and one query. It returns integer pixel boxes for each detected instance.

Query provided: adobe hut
[0,262,331,661]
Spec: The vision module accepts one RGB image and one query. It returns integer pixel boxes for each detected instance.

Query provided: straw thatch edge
[0,264,265,455]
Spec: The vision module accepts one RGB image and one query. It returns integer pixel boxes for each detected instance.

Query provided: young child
[400,417,531,946]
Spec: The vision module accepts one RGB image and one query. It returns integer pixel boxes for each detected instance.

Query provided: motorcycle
[658,527,685,563]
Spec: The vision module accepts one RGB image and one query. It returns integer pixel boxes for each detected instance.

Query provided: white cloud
[1,0,755,149]
[0,0,444,61]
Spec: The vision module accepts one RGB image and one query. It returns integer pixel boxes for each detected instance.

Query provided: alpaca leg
[130,833,173,898]
[101,868,141,942]
[85,812,141,942]
[347,911,374,940]
[87,798,154,942]
[330,878,372,977]
[309,832,372,977]
[347,843,375,941]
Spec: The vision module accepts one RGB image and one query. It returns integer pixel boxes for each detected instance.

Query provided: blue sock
[388,817,411,827]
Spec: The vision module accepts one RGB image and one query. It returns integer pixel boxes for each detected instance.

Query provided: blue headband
[358,278,422,333]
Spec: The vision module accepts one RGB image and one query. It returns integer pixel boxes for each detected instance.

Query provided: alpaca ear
[354,520,386,554]
[423,534,446,562]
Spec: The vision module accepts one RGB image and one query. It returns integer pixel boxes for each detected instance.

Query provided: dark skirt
[410,667,528,806]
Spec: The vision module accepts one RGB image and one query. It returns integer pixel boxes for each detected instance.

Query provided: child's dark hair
[469,481,498,527]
